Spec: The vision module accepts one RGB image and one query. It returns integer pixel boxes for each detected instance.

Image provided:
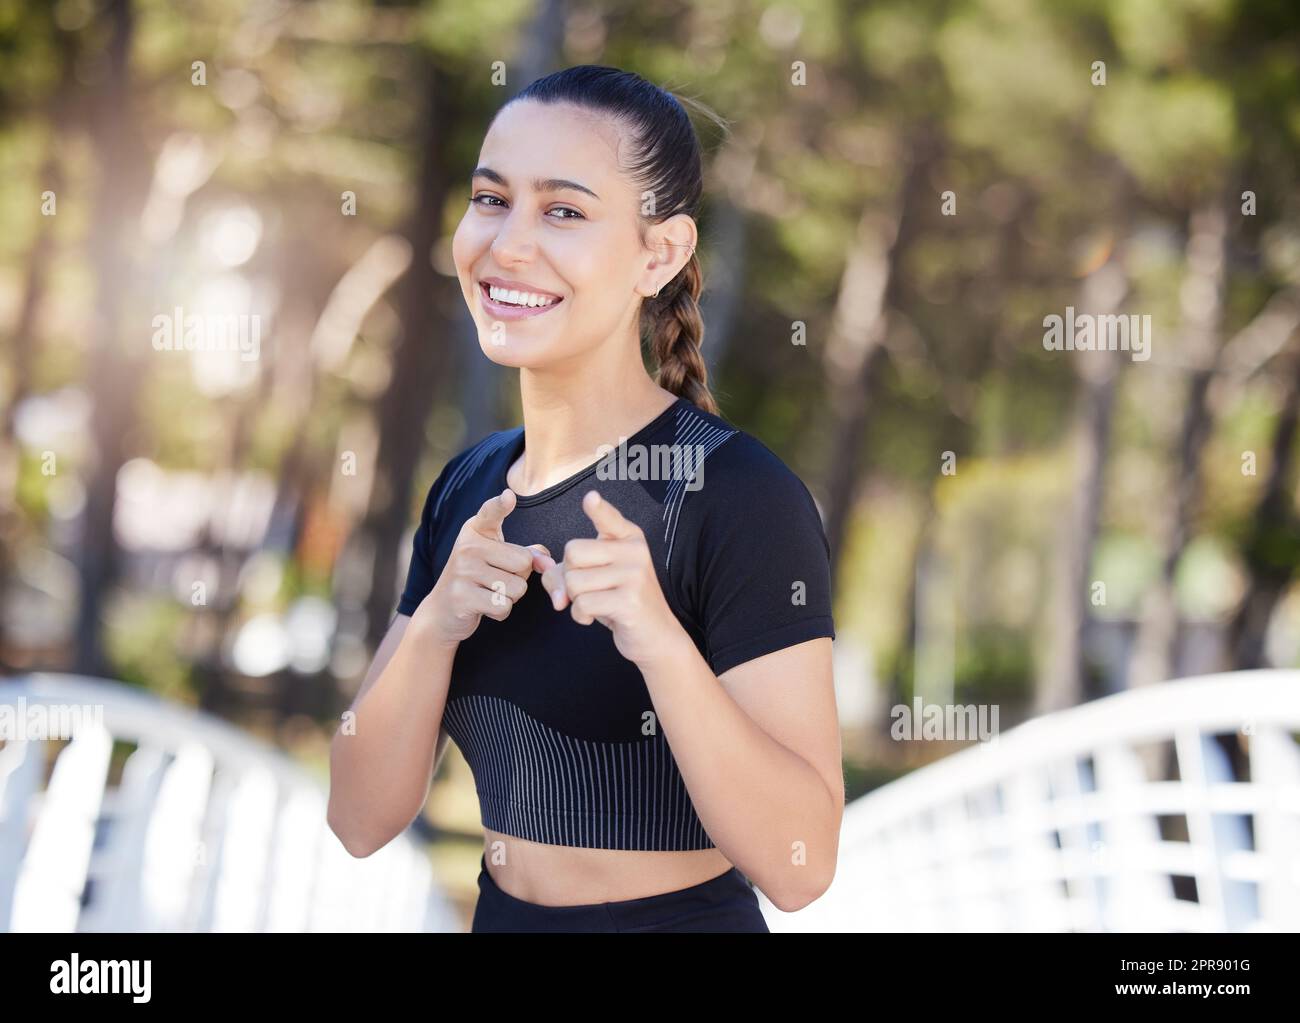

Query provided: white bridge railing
[0,673,460,932]
[770,670,1300,932]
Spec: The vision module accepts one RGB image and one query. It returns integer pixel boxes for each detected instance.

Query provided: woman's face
[452,100,656,370]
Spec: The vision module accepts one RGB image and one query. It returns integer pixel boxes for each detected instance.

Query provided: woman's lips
[478,281,564,321]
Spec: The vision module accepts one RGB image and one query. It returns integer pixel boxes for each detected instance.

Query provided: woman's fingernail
[551,589,565,609]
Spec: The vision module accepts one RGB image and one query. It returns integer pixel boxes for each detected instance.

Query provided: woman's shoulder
[670,402,824,530]
[443,425,523,475]
[665,403,835,671]
[425,425,523,520]
[681,402,811,488]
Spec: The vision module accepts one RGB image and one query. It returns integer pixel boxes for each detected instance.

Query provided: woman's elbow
[767,865,835,913]
[326,780,408,859]
[767,827,840,912]
[327,800,381,858]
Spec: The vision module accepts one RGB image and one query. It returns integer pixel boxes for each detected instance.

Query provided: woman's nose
[489,208,538,263]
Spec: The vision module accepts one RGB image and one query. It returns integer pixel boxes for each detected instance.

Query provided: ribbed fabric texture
[441,694,715,851]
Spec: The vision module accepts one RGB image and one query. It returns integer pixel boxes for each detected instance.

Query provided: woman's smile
[478,279,565,321]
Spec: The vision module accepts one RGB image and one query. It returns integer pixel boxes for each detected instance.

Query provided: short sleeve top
[396,396,835,850]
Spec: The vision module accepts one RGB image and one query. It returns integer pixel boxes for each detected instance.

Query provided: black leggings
[470,854,771,933]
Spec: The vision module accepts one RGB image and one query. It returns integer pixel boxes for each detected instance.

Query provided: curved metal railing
[0,672,461,932]
[766,669,1300,932]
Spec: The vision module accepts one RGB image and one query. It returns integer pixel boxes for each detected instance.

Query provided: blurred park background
[1,0,1299,931]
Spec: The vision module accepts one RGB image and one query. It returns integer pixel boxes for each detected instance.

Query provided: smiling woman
[328,65,842,934]
[450,67,718,416]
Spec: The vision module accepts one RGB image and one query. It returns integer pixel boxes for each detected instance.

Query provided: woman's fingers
[538,560,625,613]
[538,559,569,611]
[570,589,618,627]
[561,564,623,598]
[469,488,517,540]
[480,538,543,577]
[537,539,638,614]
[581,490,641,540]
[562,537,617,568]
[463,563,529,603]
[465,584,515,621]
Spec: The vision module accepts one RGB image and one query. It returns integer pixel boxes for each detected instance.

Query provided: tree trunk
[74,0,150,676]
[1036,258,1130,713]
[361,60,459,646]
[820,125,942,581]
[0,149,65,665]
[699,195,748,382]
[1129,201,1230,687]
[1227,336,1300,668]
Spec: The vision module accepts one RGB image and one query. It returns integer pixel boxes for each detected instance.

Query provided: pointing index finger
[471,488,516,539]
[582,490,636,539]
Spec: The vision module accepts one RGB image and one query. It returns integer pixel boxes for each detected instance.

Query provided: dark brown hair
[506,65,724,414]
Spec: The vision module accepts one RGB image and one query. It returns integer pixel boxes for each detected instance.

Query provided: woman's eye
[469,194,582,221]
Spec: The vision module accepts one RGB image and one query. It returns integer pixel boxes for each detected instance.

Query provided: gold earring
[653,283,662,298]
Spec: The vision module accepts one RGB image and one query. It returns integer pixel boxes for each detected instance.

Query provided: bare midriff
[482,828,735,906]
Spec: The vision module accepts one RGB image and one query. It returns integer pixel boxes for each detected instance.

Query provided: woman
[328,65,842,933]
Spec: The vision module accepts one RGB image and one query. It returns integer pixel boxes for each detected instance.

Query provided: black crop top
[395,397,835,851]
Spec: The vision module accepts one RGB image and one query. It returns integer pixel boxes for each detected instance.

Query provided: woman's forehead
[479,101,630,193]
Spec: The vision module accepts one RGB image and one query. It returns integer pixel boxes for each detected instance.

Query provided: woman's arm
[327,489,539,858]
[326,612,458,858]
[637,634,842,912]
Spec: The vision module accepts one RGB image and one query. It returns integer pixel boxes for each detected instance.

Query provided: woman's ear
[640,214,698,295]
[657,213,698,267]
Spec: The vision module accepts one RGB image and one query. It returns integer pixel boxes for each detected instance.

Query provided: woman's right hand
[410,488,545,647]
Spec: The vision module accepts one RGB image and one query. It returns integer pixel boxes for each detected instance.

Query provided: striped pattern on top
[441,693,716,851]
[432,428,522,522]
[662,404,738,569]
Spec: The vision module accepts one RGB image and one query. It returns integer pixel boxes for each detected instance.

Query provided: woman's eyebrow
[471,166,600,200]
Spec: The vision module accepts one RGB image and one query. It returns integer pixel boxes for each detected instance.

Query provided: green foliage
[888,625,1035,709]
[103,594,194,703]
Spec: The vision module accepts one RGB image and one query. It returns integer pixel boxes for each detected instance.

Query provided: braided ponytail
[646,251,717,414]
[508,66,727,415]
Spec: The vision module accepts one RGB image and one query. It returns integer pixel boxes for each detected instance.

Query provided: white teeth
[487,284,557,308]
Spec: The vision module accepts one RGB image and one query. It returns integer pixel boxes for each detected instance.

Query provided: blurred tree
[75,0,152,675]
[0,8,78,664]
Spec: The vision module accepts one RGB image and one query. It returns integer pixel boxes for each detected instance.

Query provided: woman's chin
[476,333,555,368]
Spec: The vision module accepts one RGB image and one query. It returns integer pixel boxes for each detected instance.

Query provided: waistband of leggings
[477,852,748,912]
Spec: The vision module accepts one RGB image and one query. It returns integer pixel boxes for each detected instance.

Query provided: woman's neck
[509,370,678,497]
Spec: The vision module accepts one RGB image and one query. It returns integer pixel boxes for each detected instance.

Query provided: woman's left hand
[533,489,684,666]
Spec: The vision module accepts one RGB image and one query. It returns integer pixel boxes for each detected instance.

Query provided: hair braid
[647,252,717,414]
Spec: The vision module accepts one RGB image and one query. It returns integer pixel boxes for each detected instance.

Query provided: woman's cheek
[450,221,474,286]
